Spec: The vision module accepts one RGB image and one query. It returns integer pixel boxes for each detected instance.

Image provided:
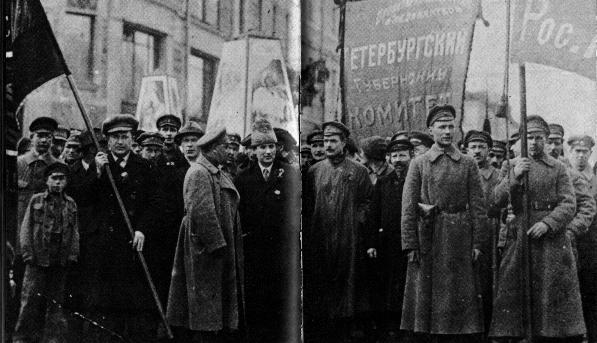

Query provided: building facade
[21,0,299,132]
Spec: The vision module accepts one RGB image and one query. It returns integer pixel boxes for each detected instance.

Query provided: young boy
[13,162,79,343]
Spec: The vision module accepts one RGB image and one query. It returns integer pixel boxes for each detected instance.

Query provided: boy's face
[46,172,67,193]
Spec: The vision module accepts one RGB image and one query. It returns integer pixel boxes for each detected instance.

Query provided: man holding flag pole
[10,0,172,341]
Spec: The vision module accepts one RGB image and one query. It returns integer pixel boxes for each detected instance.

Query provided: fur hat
[251,119,277,147]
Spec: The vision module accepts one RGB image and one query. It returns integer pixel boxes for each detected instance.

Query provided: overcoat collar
[428,143,461,162]
[197,154,220,175]
[21,150,57,165]
[532,153,555,168]
[479,165,496,180]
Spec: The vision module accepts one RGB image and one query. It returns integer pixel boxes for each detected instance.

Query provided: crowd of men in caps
[6,103,597,343]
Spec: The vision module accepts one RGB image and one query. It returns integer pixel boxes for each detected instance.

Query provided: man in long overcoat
[91,114,157,342]
[235,119,300,342]
[167,128,244,343]
[304,121,373,343]
[367,138,413,340]
[401,105,487,341]
[489,116,585,342]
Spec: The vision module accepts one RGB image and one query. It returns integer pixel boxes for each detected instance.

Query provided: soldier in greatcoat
[366,138,413,341]
[304,121,373,343]
[401,105,487,341]
[91,114,158,342]
[235,119,300,342]
[167,127,244,343]
[489,116,585,342]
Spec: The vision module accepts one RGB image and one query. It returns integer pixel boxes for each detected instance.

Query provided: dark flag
[11,0,69,106]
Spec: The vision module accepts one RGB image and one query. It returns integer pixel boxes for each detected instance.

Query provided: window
[187,51,218,122]
[122,25,162,101]
[61,12,94,84]
[241,0,262,33]
[191,0,220,28]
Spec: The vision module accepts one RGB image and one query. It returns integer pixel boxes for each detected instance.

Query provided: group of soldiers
[8,104,597,343]
[302,105,597,343]
[11,113,299,343]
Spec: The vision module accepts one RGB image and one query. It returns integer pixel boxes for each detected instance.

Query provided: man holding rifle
[489,115,585,343]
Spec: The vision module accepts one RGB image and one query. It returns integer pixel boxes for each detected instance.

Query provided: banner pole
[337,0,347,124]
[518,63,534,343]
[65,74,173,340]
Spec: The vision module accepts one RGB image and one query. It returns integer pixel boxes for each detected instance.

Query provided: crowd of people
[6,104,597,343]
[301,105,597,343]
[9,113,299,343]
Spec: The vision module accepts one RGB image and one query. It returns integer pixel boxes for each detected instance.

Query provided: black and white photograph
[2,0,596,343]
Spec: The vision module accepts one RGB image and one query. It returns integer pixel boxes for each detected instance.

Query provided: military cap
[548,123,565,139]
[491,140,507,154]
[70,128,82,137]
[409,131,434,148]
[137,132,165,147]
[156,114,182,130]
[228,133,242,147]
[174,122,205,145]
[65,134,81,147]
[53,126,70,142]
[464,130,493,148]
[29,116,58,133]
[197,127,227,148]
[101,114,139,135]
[391,130,409,142]
[241,134,252,147]
[300,145,311,153]
[567,135,595,149]
[307,130,324,144]
[322,121,350,138]
[524,115,549,135]
[44,162,70,178]
[274,127,297,150]
[388,138,413,152]
[360,136,388,161]
[426,104,456,127]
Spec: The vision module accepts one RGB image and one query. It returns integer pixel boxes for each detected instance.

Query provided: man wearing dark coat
[167,127,244,343]
[367,138,413,341]
[304,121,373,343]
[489,116,585,342]
[401,105,487,341]
[91,114,158,342]
[235,119,300,342]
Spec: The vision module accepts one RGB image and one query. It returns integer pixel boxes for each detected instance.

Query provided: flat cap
[65,135,81,147]
[567,135,595,149]
[174,122,205,145]
[44,162,70,178]
[345,137,359,155]
[137,132,165,147]
[300,145,311,153]
[307,130,324,144]
[197,127,227,148]
[101,114,139,135]
[29,117,58,133]
[464,130,493,148]
[78,130,100,148]
[241,134,252,148]
[548,123,564,139]
[491,140,507,154]
[409,131,434,148]
[53,126,70,142]
[322,121,350,138]
[388,138,413,152]
[274,127,297,150]
[391,130,409,142]
[524,115,549,135]
[156,114,182,130]
[228,133,241,147]
[360,136,388,161]
[426,104,456,128]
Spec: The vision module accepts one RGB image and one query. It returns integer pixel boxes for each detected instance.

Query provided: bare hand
[472,249,481,262]
[95,152,109,175]
[527,221,549,239]
[367,248,377,258]
[513,158,531,178]
[132,231,145,251]
[408,250,419,263]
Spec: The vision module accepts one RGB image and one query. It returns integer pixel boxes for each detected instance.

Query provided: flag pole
[65,74,173,340]
[336,0,347,123]
[518,62,534,343]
